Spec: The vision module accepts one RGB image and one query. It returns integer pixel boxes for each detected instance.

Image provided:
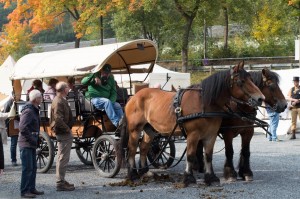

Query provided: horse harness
[173,88,270,138]
[173,88,231,138]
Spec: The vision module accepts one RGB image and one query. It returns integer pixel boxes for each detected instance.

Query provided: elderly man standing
[18,90,44,198]
[50,81,75,191]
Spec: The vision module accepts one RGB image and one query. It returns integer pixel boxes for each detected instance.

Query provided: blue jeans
[91,98,123,127]
[266,109,280,141]
[11,135,18,162]
[20,148,37,195]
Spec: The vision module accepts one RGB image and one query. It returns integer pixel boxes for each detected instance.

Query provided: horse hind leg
[238,132,254,181]
[138,133,154,178]
[127,130,141,181]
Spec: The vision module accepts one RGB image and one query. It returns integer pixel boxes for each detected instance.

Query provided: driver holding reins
[81,64,123,128]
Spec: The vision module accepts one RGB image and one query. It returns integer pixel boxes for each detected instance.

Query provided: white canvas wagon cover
[11,39,158,80]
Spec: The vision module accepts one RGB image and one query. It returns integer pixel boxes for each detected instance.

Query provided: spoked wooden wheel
[92,135,120,178]
[147,136,175,169]
[36,131,55,173]
[75,137,95,165]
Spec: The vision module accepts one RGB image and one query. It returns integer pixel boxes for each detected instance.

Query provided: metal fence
[157,56,300,72]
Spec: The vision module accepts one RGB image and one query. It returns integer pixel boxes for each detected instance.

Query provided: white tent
[0,55,16,110]
[114,64,190,91]
[0,55,15,96]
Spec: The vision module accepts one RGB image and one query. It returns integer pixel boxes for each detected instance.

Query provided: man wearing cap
[287,76,300,139]
[81,64,123,127]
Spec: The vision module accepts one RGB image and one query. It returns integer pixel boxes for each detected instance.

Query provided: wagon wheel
[75,137,95,165]
[36,131,55,173]
[147,136,175,169]
[92,135,120,178]
[76,125,102,165]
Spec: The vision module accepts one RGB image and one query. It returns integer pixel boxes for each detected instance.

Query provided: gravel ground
[0,130,300,199]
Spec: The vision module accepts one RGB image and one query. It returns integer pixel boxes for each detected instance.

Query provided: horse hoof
[204,173,220,186]
[210,180,221,186]
[183,172,196,186]
[244,175,253,182]
[225,177,237,183]
[142,171,154,178]
[127,169,139,181]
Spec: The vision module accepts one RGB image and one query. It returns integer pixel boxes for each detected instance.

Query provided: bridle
[259,75,279,111]
[229,69,258,107]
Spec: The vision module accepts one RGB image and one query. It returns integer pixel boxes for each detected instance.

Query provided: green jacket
[81,72,117,102]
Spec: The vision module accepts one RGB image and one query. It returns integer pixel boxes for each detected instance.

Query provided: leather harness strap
[173,88,229,138]
[172,89,269,138]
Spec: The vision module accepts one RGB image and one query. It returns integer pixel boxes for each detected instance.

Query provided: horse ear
[238,60,244,69]
[233,60,244,73]
[262,68,268,80]
[171,85,177,92]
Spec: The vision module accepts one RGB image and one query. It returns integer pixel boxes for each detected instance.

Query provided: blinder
[262,75,278,107]
[230,69,244,88]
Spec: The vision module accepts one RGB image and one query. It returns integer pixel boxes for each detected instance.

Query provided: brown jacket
[50,96,74,134]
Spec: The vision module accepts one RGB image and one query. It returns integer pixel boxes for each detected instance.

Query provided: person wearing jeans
[3,97,19,166]
[10,135,18,166]
[81,64,123,127]
[266,107,280,142]
[18,90,44,198]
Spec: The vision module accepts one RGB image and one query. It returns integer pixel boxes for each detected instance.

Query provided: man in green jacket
[81,64,123,127]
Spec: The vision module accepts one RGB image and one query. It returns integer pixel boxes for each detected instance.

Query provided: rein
[224,101,271,137]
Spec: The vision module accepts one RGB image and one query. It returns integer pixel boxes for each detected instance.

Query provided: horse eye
[237,79,244,86]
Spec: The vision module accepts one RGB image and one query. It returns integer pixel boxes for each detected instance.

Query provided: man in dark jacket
[50,81,75,191]
[18,90,44,198]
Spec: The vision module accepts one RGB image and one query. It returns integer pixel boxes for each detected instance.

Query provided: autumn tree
[1,0,140,48]
[252,1,290,42]
[0,2,32,62]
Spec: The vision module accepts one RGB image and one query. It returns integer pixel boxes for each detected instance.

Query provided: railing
[157,56,300,72]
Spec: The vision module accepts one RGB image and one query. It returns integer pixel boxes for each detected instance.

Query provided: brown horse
[195,68,287,182]
[118,62,265,186]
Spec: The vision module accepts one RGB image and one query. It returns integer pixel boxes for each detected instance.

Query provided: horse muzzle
[274,101,288,113]
[248,95,264,107]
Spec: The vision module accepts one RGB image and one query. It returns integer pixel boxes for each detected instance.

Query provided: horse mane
[188,69,249,106]
[249,70,280,88]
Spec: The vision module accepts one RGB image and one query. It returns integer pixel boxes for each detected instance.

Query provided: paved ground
[0,121,300,199]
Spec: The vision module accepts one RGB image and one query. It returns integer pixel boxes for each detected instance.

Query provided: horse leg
[223,132,237,182]
[203,137,220,186]
[139,133,154,177]
[127,130,141,181]
[238,131,254,181]
[193,140,205,173]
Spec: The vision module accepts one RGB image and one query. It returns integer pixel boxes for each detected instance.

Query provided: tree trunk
[203,18,207,59]
[100,16,103,45]
[223,6,229,50]
[75,37,80,48]
[181,18,193,73]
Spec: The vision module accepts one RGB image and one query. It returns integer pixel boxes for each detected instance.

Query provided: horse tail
[117,114,128,167]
